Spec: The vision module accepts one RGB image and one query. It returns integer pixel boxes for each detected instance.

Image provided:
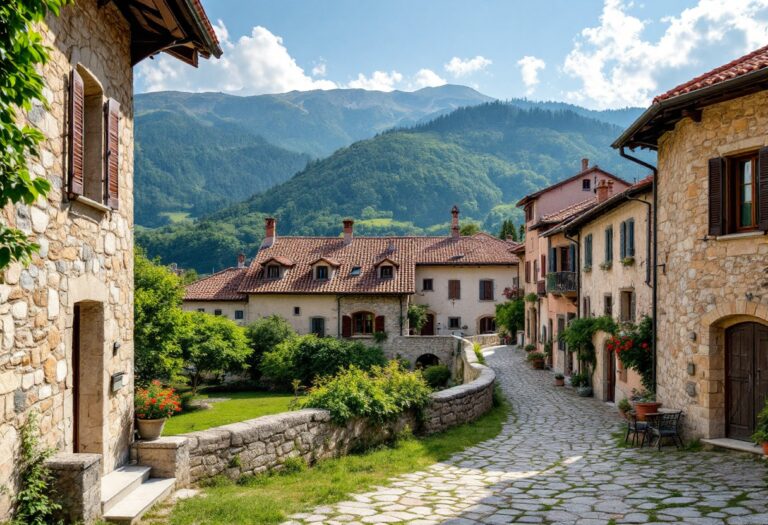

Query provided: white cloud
[347,70,404,91]
[135,22,336,95]
[412,68,447,88]
[444,56,492,77]
[312,61,327,77]
[563,0,768,109]
[517,56,546,94]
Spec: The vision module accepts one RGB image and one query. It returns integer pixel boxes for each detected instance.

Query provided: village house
[559,176,654,403]
[184,210,520,365]
[614,45,768,444]
[0,1,220,522]
[516,160,630,372]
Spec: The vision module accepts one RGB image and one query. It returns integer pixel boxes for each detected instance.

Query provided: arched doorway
[478,316,496,334]
[726,322,768,440]
[420,313,435,336]
[415,353,440,368]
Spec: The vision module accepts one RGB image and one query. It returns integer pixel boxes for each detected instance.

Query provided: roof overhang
[613,68,768,151]
[560,182,654,236]
[262,256,295,268]
[309,256,341,267]
[373,257,400,268]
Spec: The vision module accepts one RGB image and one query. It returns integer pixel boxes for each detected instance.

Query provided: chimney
[262,217,276,248]
[237,252,246,268]
[595,179,612,203]
[343,219,354,245]
[451,206,460,239]
[581,158,589,172]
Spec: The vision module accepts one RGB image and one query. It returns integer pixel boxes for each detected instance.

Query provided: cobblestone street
[286,346,768,525]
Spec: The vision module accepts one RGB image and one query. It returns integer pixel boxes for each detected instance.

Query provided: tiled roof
[533,198,598,228]
[190,0,221,47]
[184,267,247,301]
[654,44,768,103]
[234,233,519,296]
[516,167,628,207]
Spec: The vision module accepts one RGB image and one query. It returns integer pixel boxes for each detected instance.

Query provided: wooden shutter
[540,254,546,277]
[480,280,493,300]
[628,218,635,256]
[374,315,385,333]
[525,261,530,283]
[104,98,120,209]
[569,244,576,272]
[68,69,85,196]
[341,315,352,337]
[448,279,460,300]
[708,157,725,236]
[585,234,592,268]
[759,147,768,231]
[619,221,626,259]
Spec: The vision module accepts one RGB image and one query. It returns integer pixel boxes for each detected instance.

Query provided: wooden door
[605,345,615,402]
[726,323,768,440]
[72,304,80,452]
[420,314,435,336]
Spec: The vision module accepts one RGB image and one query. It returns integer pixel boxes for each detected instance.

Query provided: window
[266,265,281,279]
[584,234,593,269]
[422,278,433,291]
[350,266,361,276]
[479,317,496,333]
[525,261,531,283]
[733,155,757,231]
[479,279,494,301]
[604,294,613,316]
[525,205,533,222]
[235,310,244,320]
[582,179,591,191]
[196,308,205,313]
[533,259,538,281]
[353,311,374,335]
[380,265,394,279]
[604,225,613,263]
[448,317,461,329]
[293,306,301,316]
[619,219,635,259]
[310,317,325,337]
[214,309,222,316]
[448,280,461,300]
[709,150,767,235]
[583,296,591,318]
[316,265,329,280]
[620,290,636,322]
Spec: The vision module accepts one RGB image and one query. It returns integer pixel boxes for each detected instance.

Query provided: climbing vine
[559,315,618,382]
[13,412,61,524]
[0,0,71,269]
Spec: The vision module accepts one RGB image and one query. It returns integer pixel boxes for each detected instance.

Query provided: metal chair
[624,411,648,447]
[642,411,683,450]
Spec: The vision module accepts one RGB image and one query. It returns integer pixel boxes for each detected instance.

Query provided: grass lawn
[150,395,508,525]
[162,391,295,436]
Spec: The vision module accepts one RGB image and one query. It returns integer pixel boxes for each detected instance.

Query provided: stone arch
[477,316,496,334]
[415,353,440,369]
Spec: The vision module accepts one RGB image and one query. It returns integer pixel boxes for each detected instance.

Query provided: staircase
[101,465,176,524]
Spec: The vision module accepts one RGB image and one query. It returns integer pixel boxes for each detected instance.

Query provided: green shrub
[473,343,486,364]
[299,362,432,424]
[422,365,451,389]
[526,351,545,362]
[407,304,429,333]
[752,398,768,444]
[570,371,589,388]
[617,397,632,414]
[260,335,386,389]
[245,315,296,381]
[524,343,536,352]
[12,413,60,525]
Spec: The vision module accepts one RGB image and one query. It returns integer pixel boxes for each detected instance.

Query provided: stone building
[614,45,768,443]
[0,0,219,521]
[184,211,520,364]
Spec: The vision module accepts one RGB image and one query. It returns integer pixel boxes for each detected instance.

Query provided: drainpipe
[619,147,658,391]
[337,295,341,337]
[399,295,404,336]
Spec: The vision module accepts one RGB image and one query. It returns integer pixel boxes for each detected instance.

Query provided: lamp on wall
[112,341,121,356]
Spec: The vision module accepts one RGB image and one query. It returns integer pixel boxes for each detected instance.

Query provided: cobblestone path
[286,346,768,525]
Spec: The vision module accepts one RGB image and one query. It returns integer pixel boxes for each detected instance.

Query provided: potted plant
[632,389,662,421]
[752,401,768,455]
[526,351,545,369]
[571,372,592,397]
[524,343,536,353]
[135,380,181,440]
[617,397,632,419]
[554,373,565,387]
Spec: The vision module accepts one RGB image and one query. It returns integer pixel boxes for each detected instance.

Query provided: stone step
[102,477,176,524]
[101,465,151,514]
[702,437,767,457]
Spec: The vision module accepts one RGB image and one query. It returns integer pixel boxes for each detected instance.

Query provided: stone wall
[655,89,768,438]
[383,335,460,369]
[0,1,135,518]
[133,339,497,486]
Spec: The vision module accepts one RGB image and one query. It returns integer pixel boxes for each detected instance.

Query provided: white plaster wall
[246,295,339,335]
[182,301,248,325]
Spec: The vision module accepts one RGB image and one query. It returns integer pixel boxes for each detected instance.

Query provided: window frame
[315,265,329,280]
[729,153,758,232]
[448,279,461,300]
[214,309,222,316]
[604,225,613,263]
[266,264,281,279]
[604,294,613,316]
[352,311,375,335]
[293,306,301,316]
[479,279,494,301]
[422,278,433,291]
[234,310,244,320]
[584,233,593,269]
[479,316,496,334]
[448,316,461,330]
[379,265,394,279]
[196,308,205,313]
[582,178,591,191]
[310,317,326,337]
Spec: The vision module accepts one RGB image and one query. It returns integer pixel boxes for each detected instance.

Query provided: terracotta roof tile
[654,44,768,103]
[536,198,598,225]
[184,267,247,301]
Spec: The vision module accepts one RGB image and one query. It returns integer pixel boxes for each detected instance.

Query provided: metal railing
[546,272,577,294]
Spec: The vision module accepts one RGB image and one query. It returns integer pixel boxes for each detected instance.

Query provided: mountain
[137,101,654,273]
[503,99,645,128]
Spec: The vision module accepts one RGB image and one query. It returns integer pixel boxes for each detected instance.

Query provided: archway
[72,301,105,455]
[420,313,435,336]
[415,353,440,369]
[478,316,496,334]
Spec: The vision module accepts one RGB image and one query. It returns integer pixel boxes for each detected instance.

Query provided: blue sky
[135,0,768,109]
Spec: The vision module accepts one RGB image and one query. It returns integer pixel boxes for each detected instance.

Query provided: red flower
[150,398,157,404]
[641,342,648,349]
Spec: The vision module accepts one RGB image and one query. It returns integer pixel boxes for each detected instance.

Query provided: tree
[134,249,186,383]
[0,0,70,269]
[498,219,518,241]
[460,222,481,236]
[407,304,429,334]
[244,315,295,380]
[179,311,252,392]
[519,224,526,241]
[495,299,524,336]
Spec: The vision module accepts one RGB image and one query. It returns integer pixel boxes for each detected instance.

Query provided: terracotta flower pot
[137,418,166,440]
[762,442,768,455]
[634,402,662,421]
[531,359,544,370]
[555,378,565,386]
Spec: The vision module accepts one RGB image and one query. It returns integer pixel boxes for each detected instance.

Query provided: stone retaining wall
[133,339,497,485]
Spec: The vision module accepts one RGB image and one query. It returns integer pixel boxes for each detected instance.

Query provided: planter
[577,386,593,397]
[634,402,662,421]
[554,378,565,386]
[531,359,545,370]
[762,442,768,455]
[137,418,166,440]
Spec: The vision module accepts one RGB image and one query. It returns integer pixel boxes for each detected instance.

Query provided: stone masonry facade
[0,1,134,518]
[656,89,768,438]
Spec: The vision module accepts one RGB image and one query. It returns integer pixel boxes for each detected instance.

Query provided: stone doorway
[420,314,435,336]
[72,301,105,455]
[726,322,768,441]
[604,343,616,403]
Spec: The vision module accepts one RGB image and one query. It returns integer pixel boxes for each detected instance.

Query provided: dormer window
[582,179,591,191]
[316,265,329,280]
[266,265,281,279]
[350,266,362,276]
[380,265,394,279]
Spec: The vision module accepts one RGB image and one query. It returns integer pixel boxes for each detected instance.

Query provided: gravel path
[285,346,768,525]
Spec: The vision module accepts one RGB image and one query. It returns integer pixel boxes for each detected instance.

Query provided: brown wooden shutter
[68,69,85,196]
[525,261,530,283]
[759,147,768,231]
[448,280,460,300]
[708,157,725,236]
[104,98,120,209]
[540,254,546,277]
[341,315,352,337]
[374,315,385,333]
[480,280,493,300]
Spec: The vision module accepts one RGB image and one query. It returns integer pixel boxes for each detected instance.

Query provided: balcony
[536,280,546,296]
[546,272,577,296]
